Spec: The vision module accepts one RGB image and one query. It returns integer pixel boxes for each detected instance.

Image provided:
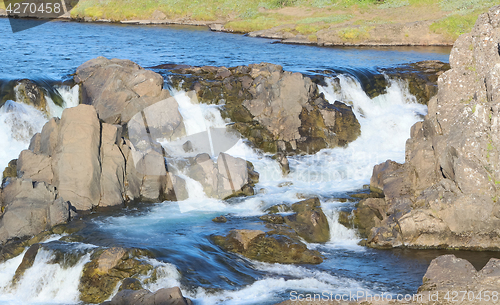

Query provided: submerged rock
[168,63,361,155]
[213,229,323,264]
[102,286,193,305]
[358,6,500,250]
[212,215,227,223]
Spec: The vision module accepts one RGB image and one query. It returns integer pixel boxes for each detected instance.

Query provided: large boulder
[167,63,361,155]
[213,229,323,264]
[74,57,171,125]
[357,6,500,250]
[13,104,179,213]
[186,152,259,199]
[418,255,500,304]
[52,105,102,210]
[0,179,69,244]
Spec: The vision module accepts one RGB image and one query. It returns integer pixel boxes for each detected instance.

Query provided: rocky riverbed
[348,5,500,251]
[1,6,500,303]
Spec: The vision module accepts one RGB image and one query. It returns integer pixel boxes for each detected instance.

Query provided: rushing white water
[0,74,427,304]
[0,84,80,175]
[187,262,371,305]
[0,101,47,173]
[140,258,182,292]
[0,242,92,305]
[286,75,427,195]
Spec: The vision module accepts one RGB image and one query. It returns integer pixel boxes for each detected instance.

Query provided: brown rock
[169,63,360,155]
[52,105,101,211]
[284,198,330,243]
[106,287,193,305]
[362,6,500,250]
[213,229,323,264]
[212,216,227,223]
[74,57,171,124]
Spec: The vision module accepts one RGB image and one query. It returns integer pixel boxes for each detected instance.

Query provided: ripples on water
[0,18,451,80]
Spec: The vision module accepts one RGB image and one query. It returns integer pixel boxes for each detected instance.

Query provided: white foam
[285,75,426,195]
[187,263,370,305]
[0,249,91,304]
[0,84,80,176]
[140,258,182,292]
[0,101,47,173]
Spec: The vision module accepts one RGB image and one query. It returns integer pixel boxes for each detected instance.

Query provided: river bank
[1,0,498,46]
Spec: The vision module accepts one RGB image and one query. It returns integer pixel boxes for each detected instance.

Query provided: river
[1,17,494,305]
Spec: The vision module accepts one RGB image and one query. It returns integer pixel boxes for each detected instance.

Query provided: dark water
[3,16,495,305]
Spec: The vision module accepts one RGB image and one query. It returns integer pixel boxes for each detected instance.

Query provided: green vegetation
[337,26,373,42]
[430,10,483,40]
[1,0,499,44]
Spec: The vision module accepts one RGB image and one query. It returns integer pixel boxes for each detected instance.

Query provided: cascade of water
[0,246,91,305]
[0,84,80,175]
[0,73,427,304]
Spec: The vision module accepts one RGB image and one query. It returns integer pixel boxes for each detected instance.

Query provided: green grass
[2,0,499,44]
[430,10,483,40]
[337,26,374,42]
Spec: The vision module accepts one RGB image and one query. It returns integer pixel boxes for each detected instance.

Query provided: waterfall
[0,84,80,176]
[0,72,428,304]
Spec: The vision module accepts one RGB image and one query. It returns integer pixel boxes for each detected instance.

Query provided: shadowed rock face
[167,63,361,155]
[354,6,500,250]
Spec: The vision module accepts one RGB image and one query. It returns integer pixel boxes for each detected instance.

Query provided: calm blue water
[2,16,486,305]
[0,18,450,80]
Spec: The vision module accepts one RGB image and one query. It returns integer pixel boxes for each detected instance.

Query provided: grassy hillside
[2,0,500,42]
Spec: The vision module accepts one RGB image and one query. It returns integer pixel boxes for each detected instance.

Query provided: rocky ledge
[350,6,500,250]
[164,62,361,155]
[0,57,259,246]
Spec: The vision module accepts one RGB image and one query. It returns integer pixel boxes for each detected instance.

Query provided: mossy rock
[213,229,323,264]
[3,159,17,180]
[338,211,354,228]
[352,198,386,238]
[119,278,143,291]
[79,247,156,304]
[382,60,451,105]
[265,204,292,214]
[259,214,285,224]
[284,197,330,243]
